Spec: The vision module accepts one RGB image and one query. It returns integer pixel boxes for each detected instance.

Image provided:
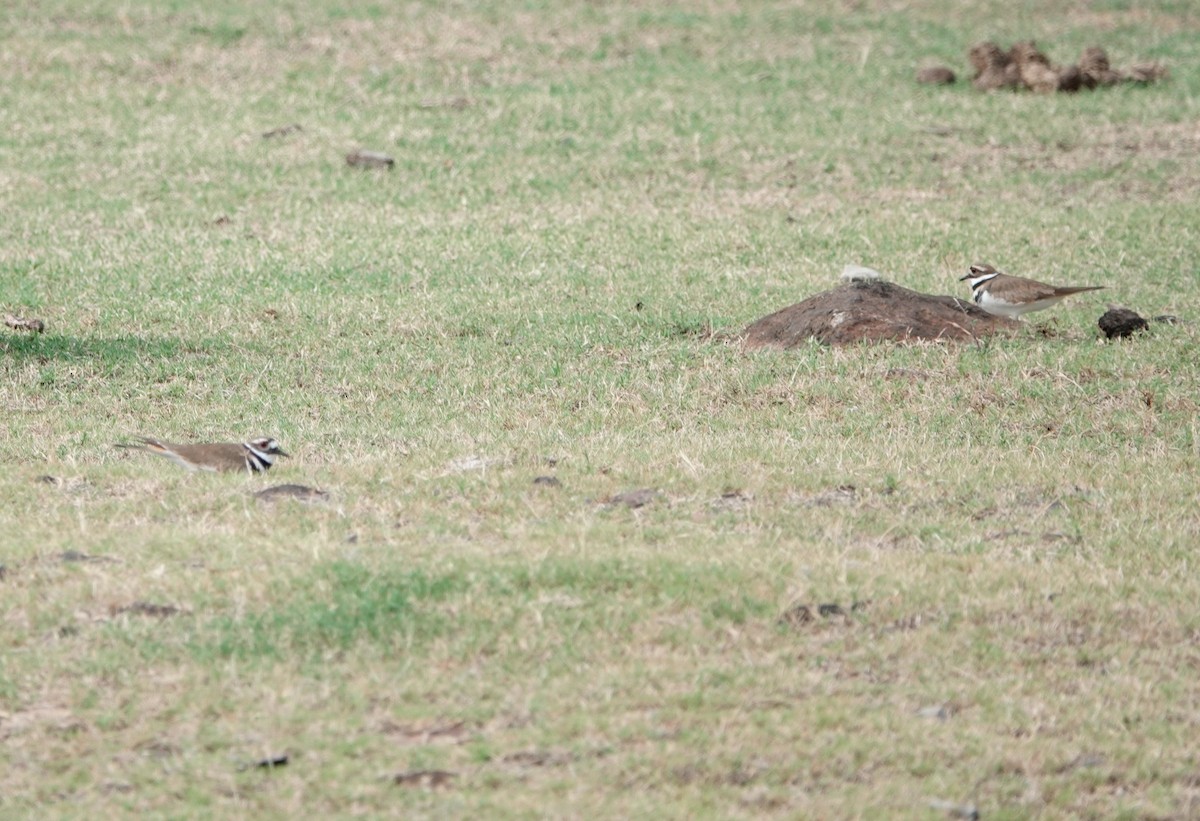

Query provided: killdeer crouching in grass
[117,436,288,474]
[960,263,1104,318]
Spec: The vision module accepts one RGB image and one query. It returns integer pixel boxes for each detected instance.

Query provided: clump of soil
[923,41,1166,93]
[915,66,956,86]
[1098,307,1149,339]
[4,314,44,333]
[742,280,1018,348]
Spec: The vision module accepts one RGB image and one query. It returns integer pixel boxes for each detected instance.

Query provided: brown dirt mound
[949,41,1168,93]
[742,280,1019,348]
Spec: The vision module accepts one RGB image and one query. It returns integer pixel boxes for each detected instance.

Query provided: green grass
[3,0,1200,817]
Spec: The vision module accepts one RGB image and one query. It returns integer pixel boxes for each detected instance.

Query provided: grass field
[3,0,1200,817]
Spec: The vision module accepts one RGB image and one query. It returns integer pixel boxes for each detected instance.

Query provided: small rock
[777,603,813,628]
[254,484,330,504]
[916,66,956,85]
[262,123,302,139]
[502,749,574,767]
[532,476,561,488]
[711,489,752,511]
[113,601,182,618]
[605,488,657,509]
[1098,307,1149,339]
[1122,62,1168,83]
[59,550,99,563]
[840,264,883,283]
[346,149,395,169]
[392,769,457,789]
[1057,64,1084,92]
[1055,752,1106,773]
[916,704,952,721]
[817,603,845,617]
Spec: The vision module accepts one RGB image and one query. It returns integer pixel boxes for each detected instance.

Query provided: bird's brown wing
[1052,285,1105,296]
[169,443,247,472]
[115,436,172,453]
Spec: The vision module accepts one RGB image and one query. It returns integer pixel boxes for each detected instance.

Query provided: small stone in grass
[346,149,395,169]
[777,603,813,627]
[916,66,957,85]
[255,484,329,504]
[262,123,302,139]
[605,488,657,508]
[916,704,952,721]
[392,769,456,789]
[114,601,182,618]
[59,550,112,563]
[241,754,289,771]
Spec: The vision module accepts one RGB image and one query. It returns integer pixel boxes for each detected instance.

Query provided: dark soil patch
[742,280,1018,348]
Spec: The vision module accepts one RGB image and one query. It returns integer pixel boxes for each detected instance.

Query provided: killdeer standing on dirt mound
[960,263,1104,318]
[117,436,288,474]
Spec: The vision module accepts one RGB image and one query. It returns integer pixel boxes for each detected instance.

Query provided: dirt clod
[916,66,956,85]
[777,603,813,628]
[743,280,1018,348]
[346,149,395,169]
[392,769,456,789]
[59,550,113,563]
[1098,307,1149,339]
[956,40,1166,93]
[262,123,302,139]
[255,484,330,504]
[605,488,658,509]
[4,314,45,333]
[113,601,182,618]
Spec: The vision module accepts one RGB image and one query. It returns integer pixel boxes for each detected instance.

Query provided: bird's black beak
[277,449,290,458]
[958,273,973,281]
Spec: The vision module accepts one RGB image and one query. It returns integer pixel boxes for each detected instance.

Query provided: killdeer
[960,263,1104,318]
[117,436,288,474]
